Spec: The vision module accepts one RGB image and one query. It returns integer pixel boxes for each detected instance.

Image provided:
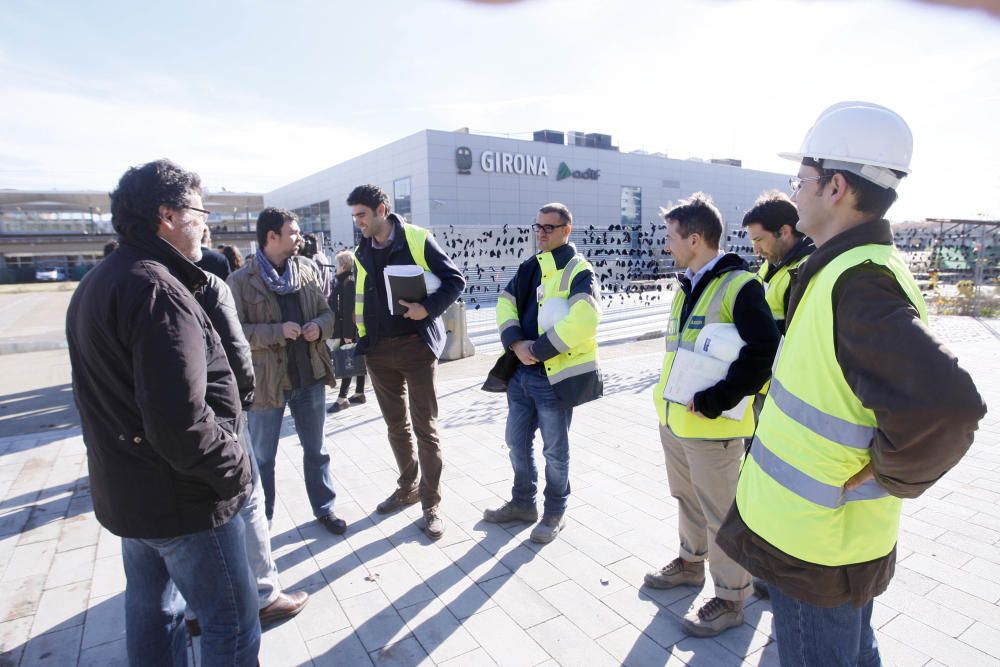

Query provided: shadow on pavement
[0,383,80,438]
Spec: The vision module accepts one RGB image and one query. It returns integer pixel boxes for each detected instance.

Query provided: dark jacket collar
[764,236,816,281]
[677,252,749,294]
[787,218,892,322]
[122,232,207,293]
[538,242,577,267]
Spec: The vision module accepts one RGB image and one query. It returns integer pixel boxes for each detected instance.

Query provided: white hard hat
[538,296,570,332]
[779,101,913,189]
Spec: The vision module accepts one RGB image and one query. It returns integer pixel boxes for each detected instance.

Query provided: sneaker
[682,597,744,637]
[317,513,347,535]
[483,501,539,524]
[327,397,350,414]
[376,487,421,515]
[752,577,770,600]
[348,393,367,404]
[643,558,705,589]
[423,508,445,540]
[529,514,566,544]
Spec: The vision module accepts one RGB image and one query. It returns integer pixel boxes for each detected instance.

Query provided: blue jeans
[249,381,336,520]
[121,515,260,667]
[505,365,573,516]
[769,584,881,667]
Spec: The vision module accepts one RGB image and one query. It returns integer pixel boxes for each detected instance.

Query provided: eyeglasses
[532,222,567,234]
[789,176,823,194]
[185,205,211,219]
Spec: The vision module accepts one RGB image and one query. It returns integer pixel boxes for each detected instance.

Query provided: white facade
[265,129,790,253]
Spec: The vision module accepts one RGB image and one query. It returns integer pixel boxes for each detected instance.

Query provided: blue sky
[1,0,997,221]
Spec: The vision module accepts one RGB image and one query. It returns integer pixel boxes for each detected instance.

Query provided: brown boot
[259,591,310,628]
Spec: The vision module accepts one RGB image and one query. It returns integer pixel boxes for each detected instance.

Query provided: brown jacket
[227,255,335,410]
[717,219,986,607]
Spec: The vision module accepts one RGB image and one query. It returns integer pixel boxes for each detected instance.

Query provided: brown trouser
[659,423,751,602]
[365,334,442,509]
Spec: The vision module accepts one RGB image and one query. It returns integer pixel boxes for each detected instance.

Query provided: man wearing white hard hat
[647,193,780,637]
[484,203,602,544]
[717,102,986,666]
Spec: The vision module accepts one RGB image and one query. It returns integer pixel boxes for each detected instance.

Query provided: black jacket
[329,271,358,341]
[67,233,251,539]
[354,214,465,358]
[196,247,231,280]
[676,253,780,418]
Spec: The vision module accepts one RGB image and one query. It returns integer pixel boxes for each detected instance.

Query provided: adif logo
[556,161,600,181]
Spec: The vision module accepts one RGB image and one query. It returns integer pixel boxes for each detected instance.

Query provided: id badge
[536,284,545,303]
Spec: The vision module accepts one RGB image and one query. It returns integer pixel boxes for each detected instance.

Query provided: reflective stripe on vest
[747,434,887,508]
[737,243,927,566]
[535,251,600,389]
[652,268,758,439]
[354,223,431,338]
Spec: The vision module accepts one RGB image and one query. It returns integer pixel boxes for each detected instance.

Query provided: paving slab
[0,317,997,665]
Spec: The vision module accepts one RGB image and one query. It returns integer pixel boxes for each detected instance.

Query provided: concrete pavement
[0,318,998,665]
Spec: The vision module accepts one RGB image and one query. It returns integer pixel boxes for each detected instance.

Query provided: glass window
[620,186,641,227]
[394,177,412,219]
[292,200,331,235]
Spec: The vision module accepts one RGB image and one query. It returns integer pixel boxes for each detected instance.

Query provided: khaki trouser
[366,334,442,510]
[659,423,751,602]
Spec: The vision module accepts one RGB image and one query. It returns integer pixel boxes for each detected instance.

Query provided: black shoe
[752,578,770,599]
[348,393,367,404]
[376,487,421,514]
[327,398,350,414]
[318,513,347,535]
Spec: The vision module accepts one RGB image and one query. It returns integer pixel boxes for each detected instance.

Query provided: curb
[0,340,69,355]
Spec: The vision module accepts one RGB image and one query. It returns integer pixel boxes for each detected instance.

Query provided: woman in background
[328,250,367,413]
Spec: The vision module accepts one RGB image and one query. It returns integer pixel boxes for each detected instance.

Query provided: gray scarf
[255,249,300,295]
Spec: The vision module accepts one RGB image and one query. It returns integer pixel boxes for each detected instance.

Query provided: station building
[267,128,789,253]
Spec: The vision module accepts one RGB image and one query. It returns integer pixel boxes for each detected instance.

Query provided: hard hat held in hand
[538,297,570,332]
[779,101,912,190]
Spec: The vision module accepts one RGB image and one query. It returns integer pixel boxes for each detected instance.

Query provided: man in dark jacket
[348,184,465,540]
[66,159,259,666]
[717,102,986,666]
[646,193,780,637]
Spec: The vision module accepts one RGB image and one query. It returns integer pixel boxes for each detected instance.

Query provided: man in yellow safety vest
[717,102,986,666]
[647,193,780,637]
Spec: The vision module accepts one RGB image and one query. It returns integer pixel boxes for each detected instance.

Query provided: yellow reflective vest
[652,268,758,439]
[737,244,928,566]
[496,251,601,392]
[353,223,429,338]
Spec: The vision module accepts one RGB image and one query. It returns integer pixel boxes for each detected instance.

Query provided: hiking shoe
[348,393,367,404]
[423,508,445,540]
[682,597,744,637]
[643,558,705,589]
[483,501,538,524]
[376,487,420,514]
[327,398,350,414]
[529,514,566,544]
[752,577,770,599]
